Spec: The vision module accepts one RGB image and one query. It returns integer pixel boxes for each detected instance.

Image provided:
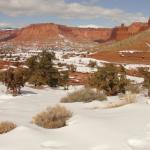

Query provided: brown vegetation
[0,121,17,134]
[32,105,72,129]
[61,88,107,103]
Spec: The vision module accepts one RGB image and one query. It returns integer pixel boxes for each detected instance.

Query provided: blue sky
[0,0,149,28]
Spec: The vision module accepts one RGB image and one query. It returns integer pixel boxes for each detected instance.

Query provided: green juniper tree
[60,71,69,90]
[28,70,46,88]
[27,51,60,88]
[88,64,129,96]
[1,68,28,96]
[138,67,150,96]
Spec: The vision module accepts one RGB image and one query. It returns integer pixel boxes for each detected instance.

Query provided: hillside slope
[95,29,150,51]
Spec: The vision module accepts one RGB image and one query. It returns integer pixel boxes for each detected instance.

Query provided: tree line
[0,51,69,96]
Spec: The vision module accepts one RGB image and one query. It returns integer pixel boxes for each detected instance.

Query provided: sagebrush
[32,105,72,129]
[119,92,137,103]
[126,84,140,94]
[0,121,17,134]
[61,88,107,103]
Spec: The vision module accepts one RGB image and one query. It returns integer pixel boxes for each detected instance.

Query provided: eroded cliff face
[58,26,113,42]
[111,20,150,41]
[10,24,113,44]
[0,18,150,47]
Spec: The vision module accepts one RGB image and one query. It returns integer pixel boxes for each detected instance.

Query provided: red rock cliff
[0,18,150,45]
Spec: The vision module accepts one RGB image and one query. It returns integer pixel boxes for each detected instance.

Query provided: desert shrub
[1,68,29,96]
[61,88,107,103]
[59,71,69,90]
[57,62,65,67]
[105,101,127,109]
[67,64,76,72]
[0,71,5,82]
[28,70,46,88]
[88,64,129,96]
[119,91,137,103]
[32,105,72,129]
[138,68,150,96]
[88,60,97,68]
[0,121,17,134]
[126,84,140,94]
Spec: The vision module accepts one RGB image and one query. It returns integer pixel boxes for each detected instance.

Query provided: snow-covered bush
[61,88,107,103]
[32,105,72,129]
[0,121,17,134]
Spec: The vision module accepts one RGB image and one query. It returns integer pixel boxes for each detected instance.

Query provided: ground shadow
[21,90,37,95]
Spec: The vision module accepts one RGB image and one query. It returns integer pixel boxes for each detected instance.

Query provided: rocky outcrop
[0,30,17,42]
[110,24,131,41]
[110,18,150,41]
[9,24,113,44]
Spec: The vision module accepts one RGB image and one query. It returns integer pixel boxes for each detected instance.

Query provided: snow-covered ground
[55,51,107,73]
[124,64,150,70]
[0,83,150,150]
[54,51,150,73]
[126,75,144,84]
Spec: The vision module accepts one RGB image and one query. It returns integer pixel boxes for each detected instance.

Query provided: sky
[0,0,149,28]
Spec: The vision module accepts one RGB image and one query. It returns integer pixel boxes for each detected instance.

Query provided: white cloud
[0,22,11,27]
[0,0,147,25]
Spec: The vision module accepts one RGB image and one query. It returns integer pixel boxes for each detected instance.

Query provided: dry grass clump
[106,92,137,109]
[119,92,137,103]
[61,88,107,103]
[0,121,17,134]
[126,84,140,94]
[32,105,72,129]
[105,101,127,109]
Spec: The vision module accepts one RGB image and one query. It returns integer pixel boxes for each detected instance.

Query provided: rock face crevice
[0,18,150,45]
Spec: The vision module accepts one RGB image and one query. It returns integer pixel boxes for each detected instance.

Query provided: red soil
[69,72,90,85]
[90,51,150,64]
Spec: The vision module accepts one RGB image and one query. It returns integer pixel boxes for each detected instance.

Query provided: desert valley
[0,1,150,150]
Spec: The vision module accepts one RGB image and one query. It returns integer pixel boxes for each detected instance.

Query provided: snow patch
[0,95,13,100]
[41,141,67,149]
[90,145,112,150]
[128,138,150,149]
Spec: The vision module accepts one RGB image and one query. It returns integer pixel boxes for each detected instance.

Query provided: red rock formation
[110,24,131,41]
[0,18,150,46]
[59,25,112,43]
[10,24,113,44]
[0,30,16,41]
[111,18,150,41]
[128,22,146,34]
[148,17,150,26]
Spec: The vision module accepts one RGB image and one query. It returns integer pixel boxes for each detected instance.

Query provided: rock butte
[0,18,150,45]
